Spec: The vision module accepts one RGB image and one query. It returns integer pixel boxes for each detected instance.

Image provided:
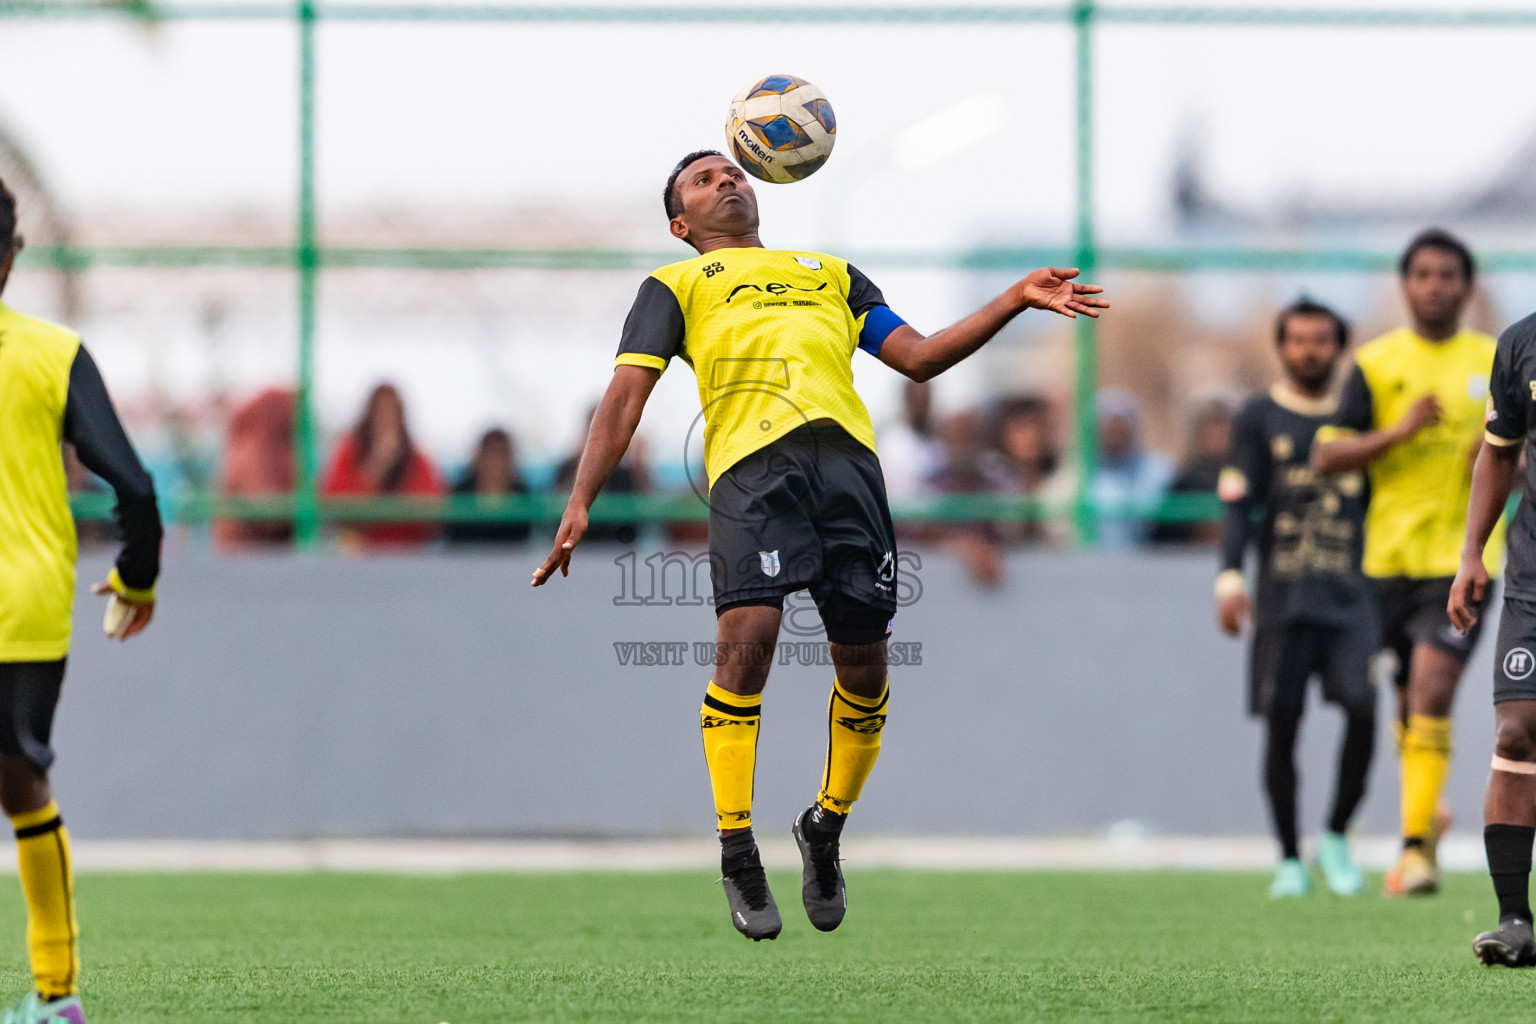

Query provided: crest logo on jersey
[1271,434,1294,461]
[759,550,781,577]
[1506,647,1535,681]
[795,256,822,270]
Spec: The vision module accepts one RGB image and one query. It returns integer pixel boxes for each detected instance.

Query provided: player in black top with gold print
[1217,299,1377,900]
[531,150,1106,941]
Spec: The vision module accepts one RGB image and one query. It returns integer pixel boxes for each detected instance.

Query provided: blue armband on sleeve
[857,305,906,356]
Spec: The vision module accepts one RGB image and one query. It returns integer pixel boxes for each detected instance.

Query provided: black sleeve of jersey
[615,276,684,364]
[1333,364,1374,433]
[63,345,163,591]
[1218,401,1266,574]
[1487,322,1531,444]
[845,263,889,318]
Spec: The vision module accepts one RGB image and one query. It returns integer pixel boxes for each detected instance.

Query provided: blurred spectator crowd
[84,380,1235,572]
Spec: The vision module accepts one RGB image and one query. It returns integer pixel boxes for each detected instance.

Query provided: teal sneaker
[0,992,85,1024]
[1317,831,1363,896]
[1268,857,1309,899]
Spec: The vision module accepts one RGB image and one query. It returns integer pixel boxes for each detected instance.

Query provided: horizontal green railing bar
[70,490,1228,524]
[8,3,1536,27]
[22,245,1536,274]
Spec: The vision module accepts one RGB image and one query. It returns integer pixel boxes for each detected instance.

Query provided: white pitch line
[24,834,1488,874]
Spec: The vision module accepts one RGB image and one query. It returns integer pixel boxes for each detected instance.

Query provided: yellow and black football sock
[816,678,888,817]
[1401,715,1452,844]
[700,682,761,832]
[10,801,78,1000]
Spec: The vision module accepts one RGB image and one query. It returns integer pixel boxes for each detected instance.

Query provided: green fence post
[1071,0,1099,547]
[294,0,320,546]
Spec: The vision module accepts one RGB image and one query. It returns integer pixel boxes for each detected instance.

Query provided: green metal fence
[9,1,1536,543]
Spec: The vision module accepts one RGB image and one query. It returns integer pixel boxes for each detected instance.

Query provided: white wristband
[1215,570,1247,601]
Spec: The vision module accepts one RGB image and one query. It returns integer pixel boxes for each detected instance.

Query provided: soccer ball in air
[724,75,836,184]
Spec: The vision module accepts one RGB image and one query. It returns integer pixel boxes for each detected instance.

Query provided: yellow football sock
[1401,715,1452,840]
[10,801,78,1000]
[816,678,888,816]
[700,682,761,831]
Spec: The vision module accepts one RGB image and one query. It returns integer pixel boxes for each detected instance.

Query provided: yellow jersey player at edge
[1312,229,1497,897]
[531,150,1106,941]
[0,179,162,1024]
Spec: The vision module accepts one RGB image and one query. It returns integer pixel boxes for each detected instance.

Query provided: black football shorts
[708,422,898,645]
[1372,575,1492,680]
[0,660,65,772]
[1492,596,1536,704]
[1249,611,1380,718]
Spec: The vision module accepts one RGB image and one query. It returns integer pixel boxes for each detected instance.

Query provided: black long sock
[1486,824,1535,923]
[1327,705,1376,834]
[1265,709,1302,861]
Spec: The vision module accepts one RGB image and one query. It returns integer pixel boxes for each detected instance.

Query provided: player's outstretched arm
[64,344,163,640]
[531,364,659,587]
[1450,440,1520,633]
[877,267,1106,382]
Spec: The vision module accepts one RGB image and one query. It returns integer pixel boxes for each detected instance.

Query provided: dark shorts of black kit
[0,660,65,772]
[1372,575,1493,682]
[1249,615,1379,718]
[709,422,898,647]
[1491,596,1536,703]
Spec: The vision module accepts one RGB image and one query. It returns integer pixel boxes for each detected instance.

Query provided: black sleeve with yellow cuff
[62,345,162,599]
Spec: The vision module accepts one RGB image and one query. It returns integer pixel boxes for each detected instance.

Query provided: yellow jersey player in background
[531,151,1105,941]
[0,179,162,1024]
[1313,229,1496,897]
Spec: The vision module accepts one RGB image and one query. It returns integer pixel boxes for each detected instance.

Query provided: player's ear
[668,216,691,245]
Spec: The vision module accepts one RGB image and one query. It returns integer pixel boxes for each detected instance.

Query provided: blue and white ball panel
[726,76,836,184]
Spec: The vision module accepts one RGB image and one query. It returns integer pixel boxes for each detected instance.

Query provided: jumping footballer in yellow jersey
[0,179,162,1024]
[530,150,1106,940]
[1313,229,1496,897]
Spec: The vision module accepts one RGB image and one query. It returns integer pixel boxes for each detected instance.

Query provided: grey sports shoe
[793,806,847,932]
[720,838,781,941]
[1474,917,1536,967]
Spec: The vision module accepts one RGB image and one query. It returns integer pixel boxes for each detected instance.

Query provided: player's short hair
[663,149,725,220]
[1275,297,1350,350]
[1399,228,1475,282]
[0,176,16,254]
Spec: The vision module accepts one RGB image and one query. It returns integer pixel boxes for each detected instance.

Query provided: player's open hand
[531,506,588,587]
[1448,554,1488,635]
[1016,267,1108,320]
[1217,592,1252,637]
[1396,394,1442,440]
[91,582,155,641]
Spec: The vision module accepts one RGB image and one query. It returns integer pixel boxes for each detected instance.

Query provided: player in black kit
[1451,308,1536,964]
[1216,299,1378,898]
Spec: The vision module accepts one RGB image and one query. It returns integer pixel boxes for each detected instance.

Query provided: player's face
[1402,247,1471,330]
[671,157,759,244]
[1278,313,1343,392]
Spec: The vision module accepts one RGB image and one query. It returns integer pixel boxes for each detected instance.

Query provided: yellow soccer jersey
[1322,326,1498,579]
[613,247,906,485]
[0,302,161,661]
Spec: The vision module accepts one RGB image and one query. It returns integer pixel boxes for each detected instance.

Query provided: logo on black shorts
[759,550,781,577]
[1505,647,1535,681]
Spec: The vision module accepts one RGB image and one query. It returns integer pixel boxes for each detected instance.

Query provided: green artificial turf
[0,870,1527,1023]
